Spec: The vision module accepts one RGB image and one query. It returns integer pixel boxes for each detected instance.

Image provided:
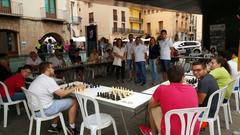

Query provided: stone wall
[0,16,70,55]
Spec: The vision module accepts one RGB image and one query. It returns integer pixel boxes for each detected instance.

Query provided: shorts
[160,59,171,72]
[36,98,73,117]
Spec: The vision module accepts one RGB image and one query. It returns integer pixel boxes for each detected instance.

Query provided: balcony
[0,1,23,17]
[69,16,82,25]
[129,17,143,23]
[112,28,144,34]
[40,7,68,22]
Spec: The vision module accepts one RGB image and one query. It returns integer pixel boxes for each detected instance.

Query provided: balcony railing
[0,1,23,16]
[69,16,82,24]
[129,17,143,23]
[40,7,68,21]
[112,28,144,34]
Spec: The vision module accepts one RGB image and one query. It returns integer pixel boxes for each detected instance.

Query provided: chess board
[96,87,133,101]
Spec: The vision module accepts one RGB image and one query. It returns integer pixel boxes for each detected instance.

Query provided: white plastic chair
[75,94,118,135]
[0,81,30,127]
[164,107,208,135]
[221,79,237,129]
[21,87,67,135]
[203,86,228,135]
[232,74,240,112]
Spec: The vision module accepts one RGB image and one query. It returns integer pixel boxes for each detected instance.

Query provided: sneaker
[141,82,146,86]
[139,124,152,135]
[47,126,61,134]
[66,126,78,135]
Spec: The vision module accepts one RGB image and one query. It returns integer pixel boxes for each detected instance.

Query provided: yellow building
[128,7,144,35]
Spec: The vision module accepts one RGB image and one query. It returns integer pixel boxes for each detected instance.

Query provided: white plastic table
[142,75,197,95]
[61,82,152,135]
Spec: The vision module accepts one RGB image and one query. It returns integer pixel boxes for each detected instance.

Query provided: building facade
[0,0,81,55]
[142,8,202,41]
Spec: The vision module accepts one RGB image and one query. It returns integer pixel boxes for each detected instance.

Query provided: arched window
[0,30,18,55]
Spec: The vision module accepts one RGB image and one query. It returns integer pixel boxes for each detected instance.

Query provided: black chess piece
[116,94,120,101]
[97,92,100,97]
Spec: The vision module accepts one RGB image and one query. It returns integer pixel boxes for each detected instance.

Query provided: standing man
[125,34,135,82]
[133,37,148,86]
[192,61,219,118]
[28,62,78,134]
[158,29,174,81]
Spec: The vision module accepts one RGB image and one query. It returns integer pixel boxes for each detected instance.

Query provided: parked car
[173,41,201,55]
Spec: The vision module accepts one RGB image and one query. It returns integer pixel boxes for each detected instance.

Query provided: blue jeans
[3,92,26,102]
[126,60,133,71]
[135,61,147,83]
[160,59,171,72]
[149,59,159,83]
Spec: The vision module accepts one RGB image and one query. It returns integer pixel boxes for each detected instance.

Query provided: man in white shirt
[26,51,42,70]
[28,62,78,134]
[133,37,148,86]
[125,34,135,81]
[48,49,65,67]
[158,30,174,81]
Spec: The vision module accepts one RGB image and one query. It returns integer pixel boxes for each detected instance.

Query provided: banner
[86,25,97,57]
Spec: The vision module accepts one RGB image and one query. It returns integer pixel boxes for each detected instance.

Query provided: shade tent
[72,36,86,42]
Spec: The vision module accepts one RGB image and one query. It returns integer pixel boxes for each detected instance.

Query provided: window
[130,22,133,29]
[121,11,125,22]
[181,21,183,29]
[113,22,118,32]
[0,0,11,13]
[122,23,125,29]
[139,24,142,30]
[185,22,187,29]
[147,9,150,14]
[139,12,142,19]
[122,23,125,32]
[144,10,146,15]
[0,30,18,54]
[147,23,151,34]
[113,9,117,21]
[45,0,56,18]
[176,20,178,30]
[158,21,163,31]
[89,12,94,23]
[184,42,197,46]
[151,10,154,14]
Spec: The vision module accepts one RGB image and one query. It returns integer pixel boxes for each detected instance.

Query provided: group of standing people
[112,29,174,86]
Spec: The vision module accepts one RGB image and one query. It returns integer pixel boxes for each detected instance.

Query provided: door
[0,30,18,55]
[45,0,56,18]
[0,0,11,13]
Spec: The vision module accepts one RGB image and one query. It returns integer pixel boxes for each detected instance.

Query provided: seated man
[48,49,65,67]
[28,62,78,134]
[71,49,84,81]
[87,48,99,63]
[26,51,42,70]
[0,65,32,101]
[148,65,199,135]
[0,56,12,82]
[192,61,219,118]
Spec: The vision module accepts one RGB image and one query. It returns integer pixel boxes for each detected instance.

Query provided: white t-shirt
[113,46,125,67]
[159,38,173,60]
[28,74,60,110]
[26,57,42,66]
[133,44,148,62]
[125,41,135,60]
[228,60,238,79]
[48,56,64,67]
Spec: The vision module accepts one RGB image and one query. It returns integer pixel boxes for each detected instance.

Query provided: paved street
[0,72,240,135]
